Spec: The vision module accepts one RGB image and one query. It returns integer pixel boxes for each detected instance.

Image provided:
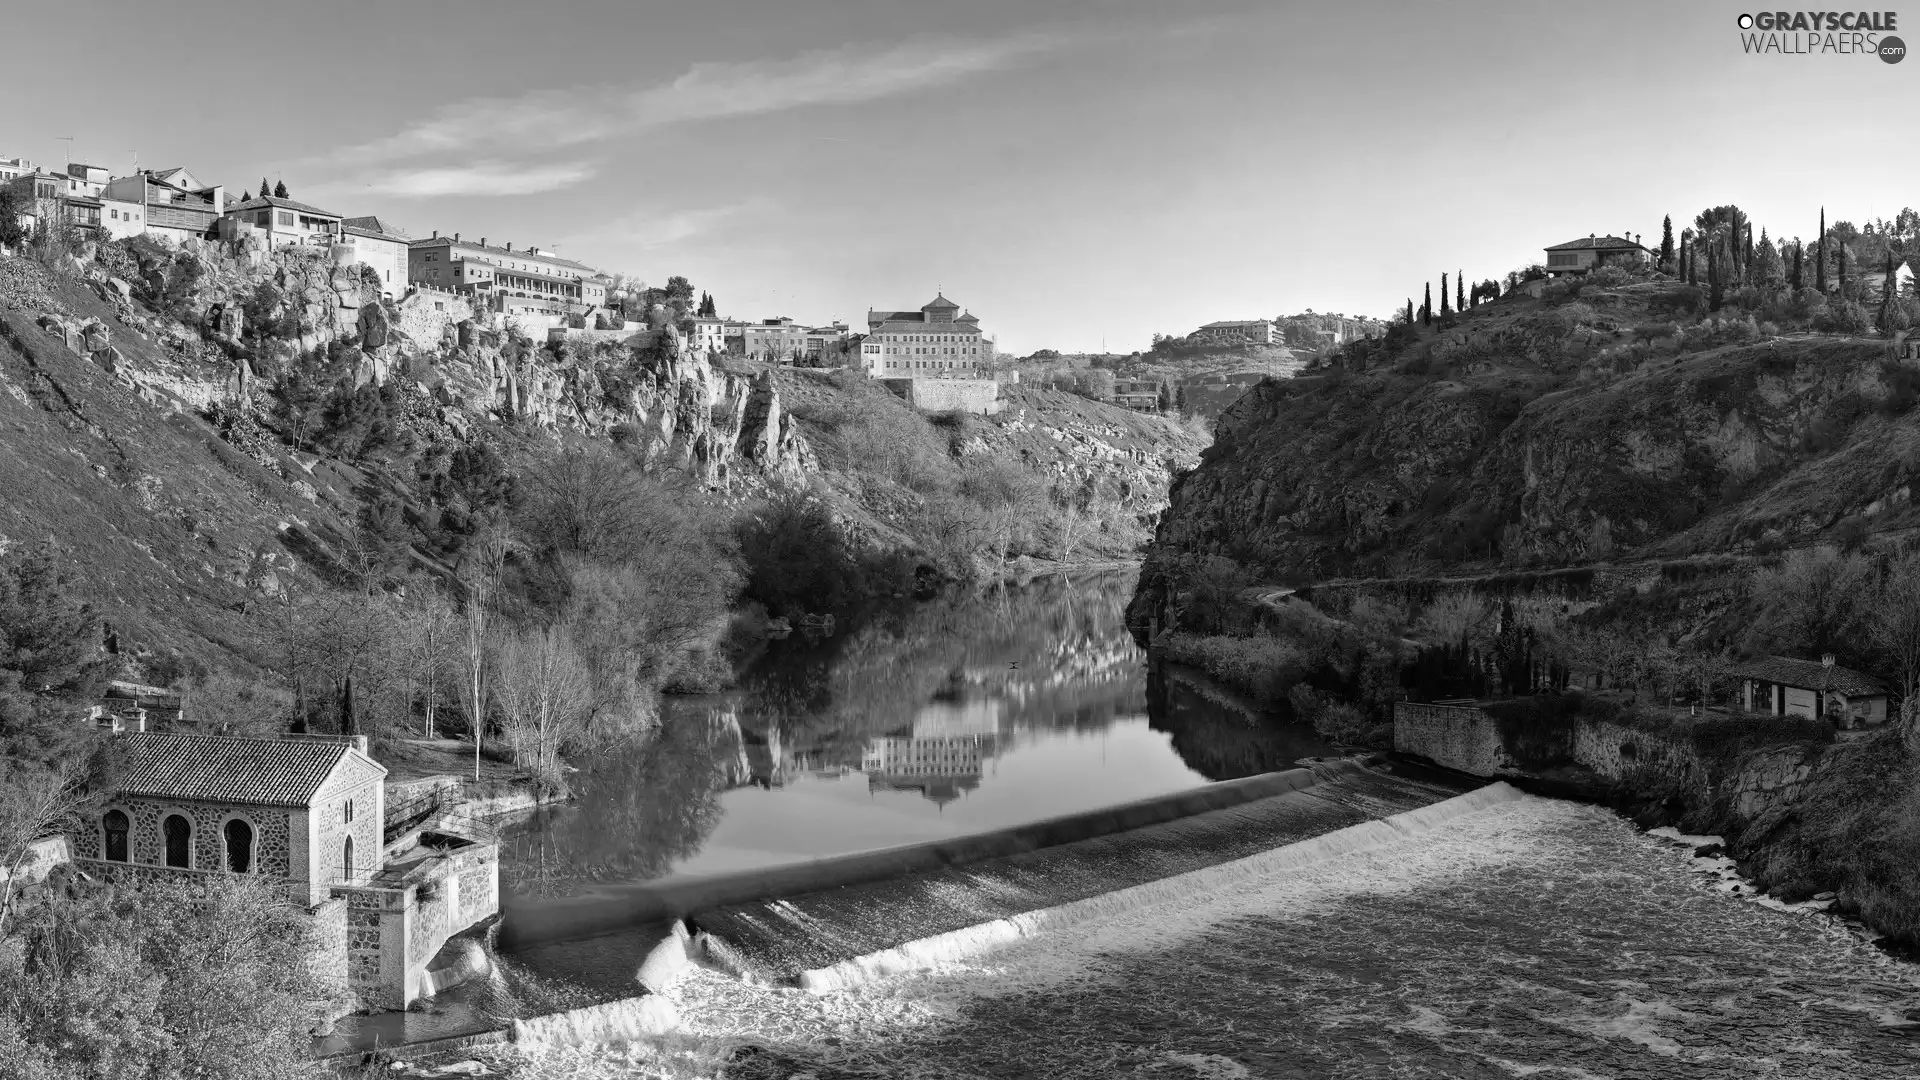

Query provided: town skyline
[8,0,1918,353]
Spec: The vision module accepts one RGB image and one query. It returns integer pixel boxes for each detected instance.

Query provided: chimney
[432,230,438,239]
[454,232,460,242]
[1822,653,1836,668]
[506,242,512,251]
[349,734,368,756]
[480,237,486,247]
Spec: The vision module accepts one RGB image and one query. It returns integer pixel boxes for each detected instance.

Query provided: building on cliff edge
[860,293,995,377]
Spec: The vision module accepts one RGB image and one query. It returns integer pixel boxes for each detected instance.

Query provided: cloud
[594,199,774,250]
[361,160,597,198]
[332,33,1058,169]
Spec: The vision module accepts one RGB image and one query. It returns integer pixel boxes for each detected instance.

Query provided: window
[342,835,354,882]
[277,211,293,227]
[344,799,355,824]
[223,818,254,873]
[102,810,129,862]
[163,814,192,868]
[110,209,118,220]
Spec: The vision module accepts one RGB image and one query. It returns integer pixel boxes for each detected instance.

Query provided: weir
[496,757,1424,950]
[682,758,1476,987]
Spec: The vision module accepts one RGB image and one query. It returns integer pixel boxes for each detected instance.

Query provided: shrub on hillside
[736,491,908,616]
[1158,632,1308,707]
[1815,300,1872,335]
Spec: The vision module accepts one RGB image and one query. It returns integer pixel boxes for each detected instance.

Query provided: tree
[1754,229,1784,287]
[1753,546,1875,660]
[0,872,332,1080]
[457,523,509,782]
[0,546,111,765]
[1421,282,1433,327]
[0,761,89,938]
[1708,243,1723,311]
[1157,380,1174,413]
[1792,239,1805,290]
[1873,549,1920,732]
[394,586,461,739]
[1818,207,1828,293]
[491,625,593,786]
[1659,214,1675,268]
[258,178,270,198]
[1839,238,1850,293]
[1440,274,1451,317]
[697,291,716,318]
[1455,270,1465,312]
[0,191,26,249]
[1880,251,1899,333]
[1405,298,1414,325]
[272,180,288,198]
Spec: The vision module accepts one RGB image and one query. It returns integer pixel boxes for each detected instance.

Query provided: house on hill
[67,731,499,1012]
[1728,654,1890,728]
[1544,233,1653,276]
[224,194,344,248]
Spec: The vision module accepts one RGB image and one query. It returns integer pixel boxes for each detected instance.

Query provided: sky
[7,1,1916,353]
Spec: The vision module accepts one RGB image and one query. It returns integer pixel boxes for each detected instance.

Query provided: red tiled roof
[1725,655,1889,696]
[226,195,343,219]
[113,732,381,807]
[1545,235,1650,252]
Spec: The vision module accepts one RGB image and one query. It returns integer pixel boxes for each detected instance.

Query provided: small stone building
[1727,655,1891,729]
[69,732,499,1014]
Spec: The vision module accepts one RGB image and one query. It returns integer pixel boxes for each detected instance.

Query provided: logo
[1738,10,1904,58]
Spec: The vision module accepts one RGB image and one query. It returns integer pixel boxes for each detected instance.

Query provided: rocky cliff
[1138,285,1920,611]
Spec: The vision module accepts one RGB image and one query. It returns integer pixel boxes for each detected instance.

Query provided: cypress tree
[1406,298,1414,325]
[1880,251,1897,331]
[1840,240,1849,292]
[1440,274,1451,317]
[1708,244,1723,311]
[1456,271,1465,311]
[274,179,289,198]
[1817,208,1828,293]
[258,178,270,198]
[1422,283,1433,327]
[1659,215,1675,268]
[1792,241,1804,290]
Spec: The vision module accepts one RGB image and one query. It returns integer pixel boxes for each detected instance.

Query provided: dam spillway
[686,759,1491,988]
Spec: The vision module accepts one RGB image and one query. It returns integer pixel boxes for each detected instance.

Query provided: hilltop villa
[861,294,994,376]
[1544,234,1654,276]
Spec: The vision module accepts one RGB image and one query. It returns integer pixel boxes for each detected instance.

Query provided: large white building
[861,294,995,376]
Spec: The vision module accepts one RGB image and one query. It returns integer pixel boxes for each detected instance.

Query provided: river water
[341,576,1920,1076]
[495,573,1329,897]
[516,796,1920,1079]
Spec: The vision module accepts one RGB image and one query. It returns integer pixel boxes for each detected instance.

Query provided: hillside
[1139,277,1920,590]
[0,237,1199,682]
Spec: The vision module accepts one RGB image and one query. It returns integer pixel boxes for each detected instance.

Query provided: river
[335,576,1920,1076]
[494,573,1331,897]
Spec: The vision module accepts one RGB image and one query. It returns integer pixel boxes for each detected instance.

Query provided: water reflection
[498,574,1334,896]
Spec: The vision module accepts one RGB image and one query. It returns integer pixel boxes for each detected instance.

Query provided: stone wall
[1391,703,1514,776]
[0,836,70,887]
[312,777,383,886]
[307,896,355,1013]
[75,797,293,878]
[1392,701,1706,785]
[393,288,473,351]
[881,377,1002,415]
[342,890,392,1008]
[386,776,462,834]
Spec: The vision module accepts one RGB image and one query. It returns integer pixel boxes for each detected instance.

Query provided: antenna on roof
[56,136,73,164]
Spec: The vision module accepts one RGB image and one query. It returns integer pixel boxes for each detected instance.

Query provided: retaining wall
[1392,701,1703,783]
[880,377,1002,415]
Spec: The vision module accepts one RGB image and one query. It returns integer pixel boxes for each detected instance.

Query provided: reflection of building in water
[862,729,1000,808]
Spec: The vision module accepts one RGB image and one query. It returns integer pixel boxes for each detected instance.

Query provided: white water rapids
[495,792,1920,1079]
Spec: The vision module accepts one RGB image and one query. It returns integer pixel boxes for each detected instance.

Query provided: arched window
[223,818,254,873]
[162,814,192,868]
[342,835,355,882]
[102,810,129,862]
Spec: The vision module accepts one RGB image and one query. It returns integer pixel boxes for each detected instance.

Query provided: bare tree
[1417,590,1491,654]
[458,523,509,782]
[0,761,85,936]
[491,626,594,785]
[395,585,462,739]
[1872,549,1920,730]
[1752,546,1875,659]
